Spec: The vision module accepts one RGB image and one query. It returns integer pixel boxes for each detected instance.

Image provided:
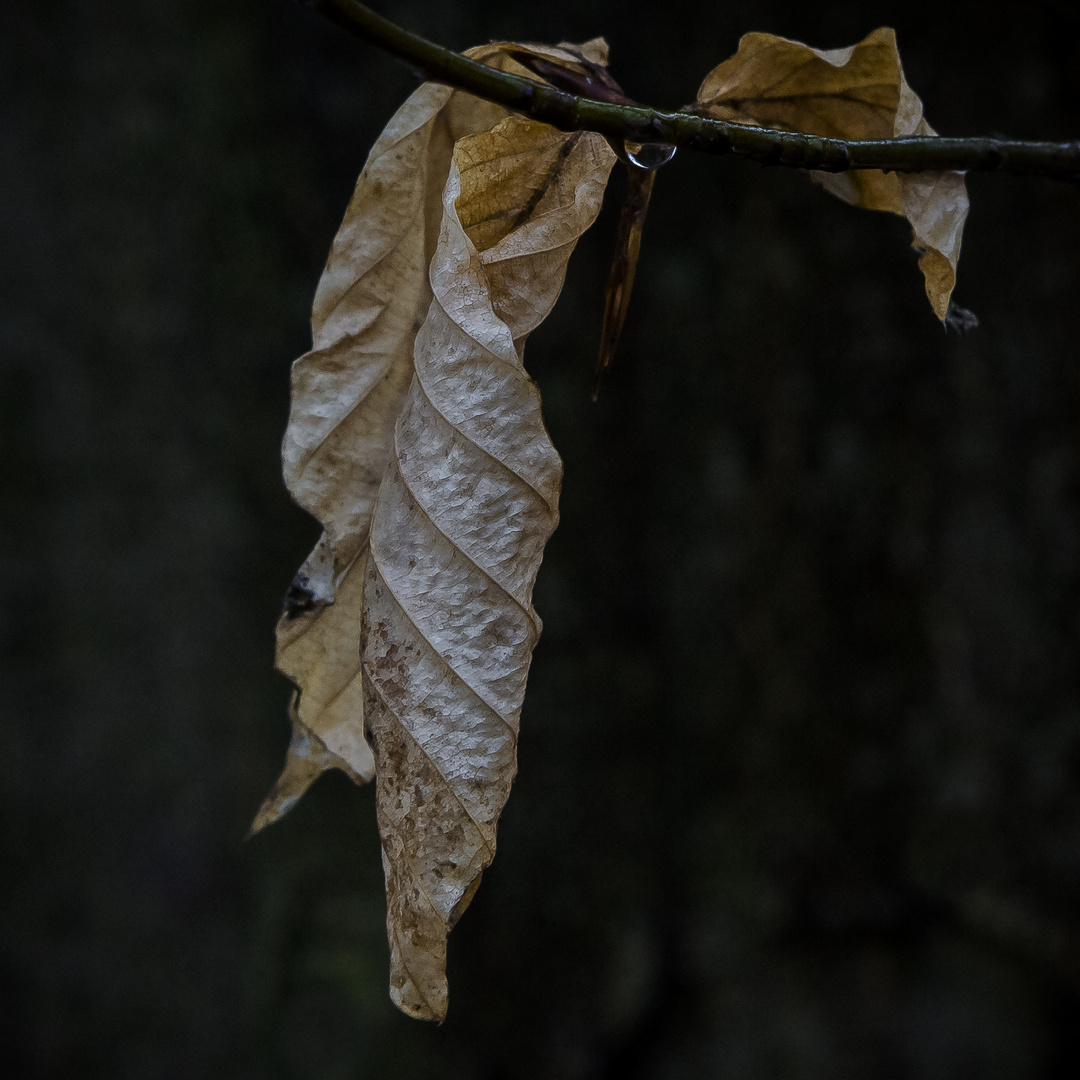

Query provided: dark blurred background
[3,1,1079,1076]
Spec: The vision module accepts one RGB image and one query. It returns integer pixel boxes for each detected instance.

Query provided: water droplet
[623,140,677,170]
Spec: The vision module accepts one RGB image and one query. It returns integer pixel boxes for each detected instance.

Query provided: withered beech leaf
[362,114,615,1020]
[253,44,586,833]
[696,27,969,319]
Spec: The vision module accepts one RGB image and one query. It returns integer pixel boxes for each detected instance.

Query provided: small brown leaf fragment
[362,114,616,1020]
[594,165,656,398]
[255,44,567,833]
[503,40,634,106]
[696,27,969,319]
[249,692,351,835]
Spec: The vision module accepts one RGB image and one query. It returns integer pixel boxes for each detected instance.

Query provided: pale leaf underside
[362,116,615,1020]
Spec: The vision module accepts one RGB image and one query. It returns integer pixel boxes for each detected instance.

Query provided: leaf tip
[248,694,341,836]
[916,246,959,323]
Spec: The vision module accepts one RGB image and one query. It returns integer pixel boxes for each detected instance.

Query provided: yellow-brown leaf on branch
[362,114,615,1020]
[696,27,969,320]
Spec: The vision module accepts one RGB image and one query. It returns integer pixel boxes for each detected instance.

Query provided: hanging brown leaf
[695,27,969,319]
[361,114,616,1020]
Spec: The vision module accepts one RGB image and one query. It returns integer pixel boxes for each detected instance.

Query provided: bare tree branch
[307,0,1080,183]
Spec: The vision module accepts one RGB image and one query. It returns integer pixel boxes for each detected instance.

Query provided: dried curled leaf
[249,691,341,835]
[361,115,616,1019]
[253,45,564,831]
[254,37,619,1020]
[696,27,969,319]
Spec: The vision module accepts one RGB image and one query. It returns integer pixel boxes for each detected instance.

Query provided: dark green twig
[308,0,1080,183]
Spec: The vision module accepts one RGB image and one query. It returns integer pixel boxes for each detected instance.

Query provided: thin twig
[306,0,1080,183]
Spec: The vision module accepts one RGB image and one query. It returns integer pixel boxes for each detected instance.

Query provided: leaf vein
[366,538,519,735]
[367,668,499,853]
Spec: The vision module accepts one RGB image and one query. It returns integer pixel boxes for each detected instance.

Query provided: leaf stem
[307,0,1080,183]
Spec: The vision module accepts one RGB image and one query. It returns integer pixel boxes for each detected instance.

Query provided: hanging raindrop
[623,140,677,170]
